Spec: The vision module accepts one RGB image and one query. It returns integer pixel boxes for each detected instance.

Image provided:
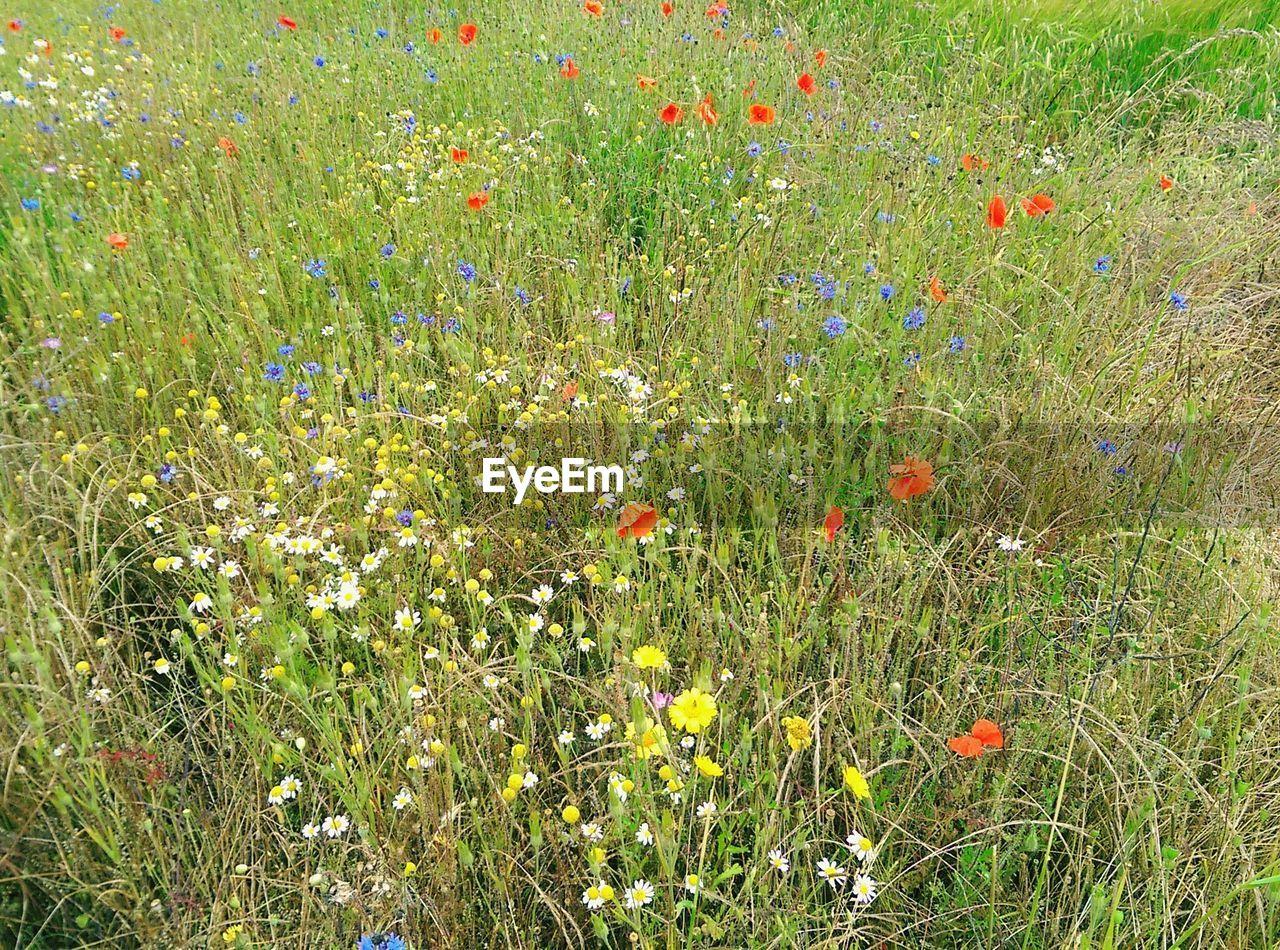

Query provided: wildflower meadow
[2,0,1280,946]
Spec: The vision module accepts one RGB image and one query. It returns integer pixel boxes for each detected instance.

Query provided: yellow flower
[625,718,669,759]
[669,688,717,734]
[631,643,668,670]
[562,805,581,823]
[781,715,813,752]
[843,765,870,800]
[693,755,723,778]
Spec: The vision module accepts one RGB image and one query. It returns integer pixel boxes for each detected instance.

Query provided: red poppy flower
[948,734,983,758]
[562,380,579,401]
[986,195,1007,229]
[217,136,239,158]
[823,505,844,543]
[661,1,674,15]
[961,153,988,171]
[1159,175,1173,192]
[797,72,816,96]
[929,276,948,303]
[747,103,775,125]
[6,19,21,32]
[106,232,129,251]
[887,456,935,502]
[741,79,756,97]
[949,718,1004,757]
[705,1,728,16]
[971,719,1004,749]
[617,502,658,539]
[636,74,657,90]
[277,15,297,31]
[659,102,684,125]
[814,49,827,67]
[1020,194,1055,217]
[560,56,579,79]
[427,28,442,44]
[450,147,468,163]
[583,0,604,14]
[467,191,489,211]
[109,26,127,42]
[458,23,477,45]
[696,94,718,126]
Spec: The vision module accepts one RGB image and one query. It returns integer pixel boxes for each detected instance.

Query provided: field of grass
[2,0,1280,947]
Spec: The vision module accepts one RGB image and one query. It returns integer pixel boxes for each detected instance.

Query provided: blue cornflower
[863,262,875,275]
[293,383,311,400]
[876,211,896,224]
[395,509,414,527]
[903,351,921,367]
[376,28,389,38]
[1169,290,1188,310]
[301,361,321,376]
[314,56,326,67]
[278,344,294,357]
[514,287,530,306]
[757,317,775,331]
[122,166,141,181]
[822,314,847,338]
[746,141,763,158]
[98,311,115,324]
[20,197,40,211]
[304,258,327,278]
[1093,254,1112,274]
[442,318,460,334]
[903,307,926,331]
[380,242,395,258]
[263,362,286,382]
[948,335,967,353]
[1096,439,1118,456]
[390,310,408,325]
[368,278,380,290]
[233,111,247,124]
[159,463,177,483]
[457,260,476,283]
[783,352,803,367]
[358,932,407,947]
[880,284,895,301]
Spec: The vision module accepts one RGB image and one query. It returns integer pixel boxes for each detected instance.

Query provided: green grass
[1,0,1279,947]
